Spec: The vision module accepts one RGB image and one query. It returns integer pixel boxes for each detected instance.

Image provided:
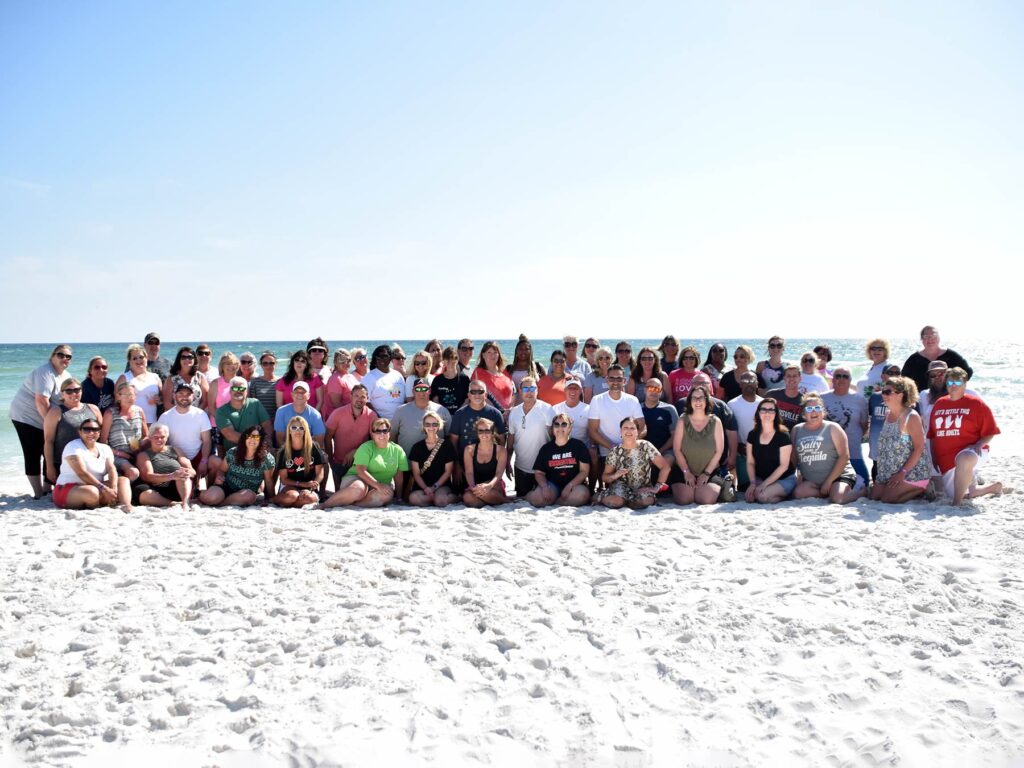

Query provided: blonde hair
[283,416,314,469]
[218,351,240,378]
[865,338,891,358]
[126,343,145,363]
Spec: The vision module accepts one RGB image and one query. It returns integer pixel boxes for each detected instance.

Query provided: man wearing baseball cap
[273,380,326,448]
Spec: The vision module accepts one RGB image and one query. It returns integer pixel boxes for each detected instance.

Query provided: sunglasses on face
[80,426,101,434]
[240,360,255,365]
[553,422,570,428]
[564,342,578,348]
[131,356,146,362]
[245,433,262,440]
[476,428,493,434]
[881,389,897,396]
[803,405,824,413]
[469,390,486,396]
[197,351,212,357]
[869,346,885,352]
[413,386,430,393]
[759,408,777,414]
[682,356,697,361]
[261,360,276,366]
[372,428,391,434]
[584,344,598,350]
[459,346,474,352]
[288,424,306,432]
[146,340,160,346]
[355,355,367,361]
[521,386,537,392]
[55,352,73,361]
[769,343,783,349]
[833,373,851,379]
[63,387,82,394]
[639,355,655,362]
[181,354,195,361]
[231,386,247,392]
[92,365,108,371]
[946,379,965,387]
[607,377,624,383]
[423,422,440,429]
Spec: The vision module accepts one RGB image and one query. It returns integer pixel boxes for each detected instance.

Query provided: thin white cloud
[2,177,50,197]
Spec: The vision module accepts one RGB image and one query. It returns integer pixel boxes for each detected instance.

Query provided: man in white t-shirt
[554,376,598,491]
[157,383,212,479]
[508,376,554,497]
[588,365,645,459]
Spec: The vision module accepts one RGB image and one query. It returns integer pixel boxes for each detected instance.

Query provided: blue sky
[2,1,1021,342]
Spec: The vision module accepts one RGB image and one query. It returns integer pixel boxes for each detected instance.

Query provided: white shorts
[941,447,989,498]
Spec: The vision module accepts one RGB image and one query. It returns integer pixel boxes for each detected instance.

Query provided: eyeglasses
[372,428,391,434]
[289,424,306,432]
[759,408,777,414]
[92,365,108,371]
[63,387,82,394]
[769,343,783,349]
[197,351,212,357]
[413,385,430,393]
[80,426,101,434]
[521,385,537,392]
[833,373,851,379]
[946,379,966,387]
[230,386,247,392]
[803,405,824,413]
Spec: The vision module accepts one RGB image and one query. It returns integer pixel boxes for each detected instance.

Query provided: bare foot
[970,482,1002,499]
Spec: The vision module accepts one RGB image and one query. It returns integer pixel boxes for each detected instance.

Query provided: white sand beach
[1,461,1022,767]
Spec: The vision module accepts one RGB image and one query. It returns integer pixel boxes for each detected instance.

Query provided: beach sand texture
[1,459,1022,767]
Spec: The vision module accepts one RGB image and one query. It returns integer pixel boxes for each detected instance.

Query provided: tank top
[471,444,498,484]
[760,360,786,387]
[875,414,930,484]
[125,370,160,423]
[108,407,144,454]
[792,422,852,485]
[680,414,720,475]
[54,405,96,477]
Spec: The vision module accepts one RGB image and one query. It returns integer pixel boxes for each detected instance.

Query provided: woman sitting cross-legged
[320,418,408,508]
[526,414,591,507]
[407,413,458,507]
[272,416,327,507]
[134,423,197,510]
[199,425,275,507]
[596,417,670,510]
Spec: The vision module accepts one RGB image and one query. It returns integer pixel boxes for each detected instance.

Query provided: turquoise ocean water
[2,337,1021,481]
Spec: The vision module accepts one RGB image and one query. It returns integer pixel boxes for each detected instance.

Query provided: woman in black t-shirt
[745,398,796,503]
[527,414,591,507]
[272,416,326,507]
[408,413,457,506]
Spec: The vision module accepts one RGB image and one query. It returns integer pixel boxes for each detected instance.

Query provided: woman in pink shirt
[275,350,324,411]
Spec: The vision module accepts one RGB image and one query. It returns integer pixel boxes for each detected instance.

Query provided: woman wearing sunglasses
[792,393,865,504]
[53,418,132,513]
[161,346,208,413]
[276,350,324,412]
[321,418,408,508]
[404,351,436,403]
[462,417,509,507]
[408,413,458,506]
[100,382,149,481]
[200,425,275,507]
[744,398,796,503]
[626,346,670,402]
[756,336,788,389]
[527,414,591,507]
[43,378,103,491]
[81,356,115,414]
[272,416,327,507]
[871,377,931,504]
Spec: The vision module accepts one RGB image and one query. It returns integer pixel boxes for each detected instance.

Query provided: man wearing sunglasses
[273,380,325,449]
[822,366,870,485]
[215,376,272,453]
[130,332,172,383]
[448,383,506,490]
[392,379,452,457]
[927,367,1001,506]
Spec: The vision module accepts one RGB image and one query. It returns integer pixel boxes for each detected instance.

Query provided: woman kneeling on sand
[597,417,670,510]
[135,424,196,510]
[792,393,865,505]
[871,377,931,504]
[53,418,133,513]
[200,425,275,507]
[272,416,327,507]
[526,414,591,507]
[462,418,509,507]
[321,418,408,508]
[744,398,796,503]
[408,413,458,507]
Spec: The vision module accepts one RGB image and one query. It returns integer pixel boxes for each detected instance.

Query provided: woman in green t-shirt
[320,418,408,508]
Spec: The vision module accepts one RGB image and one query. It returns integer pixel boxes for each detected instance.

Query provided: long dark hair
[237,425,269,465]
[170,346,197,377]
[751,397,787,437]
[283,350,312,384]
[630,346,663,385]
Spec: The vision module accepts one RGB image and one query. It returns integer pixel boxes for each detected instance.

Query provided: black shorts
[132,482,183,504]
[513,466,537,497]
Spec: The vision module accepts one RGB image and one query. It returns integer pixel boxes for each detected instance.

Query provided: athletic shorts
[53,483,78,508]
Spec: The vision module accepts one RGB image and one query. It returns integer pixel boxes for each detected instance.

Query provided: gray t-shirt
[9,362,70,428]
[391,401,452,456]
[821,392,869,462]
[792,421,852,485]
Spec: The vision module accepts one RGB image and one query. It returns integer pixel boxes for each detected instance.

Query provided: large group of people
[9,327,1001,512]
